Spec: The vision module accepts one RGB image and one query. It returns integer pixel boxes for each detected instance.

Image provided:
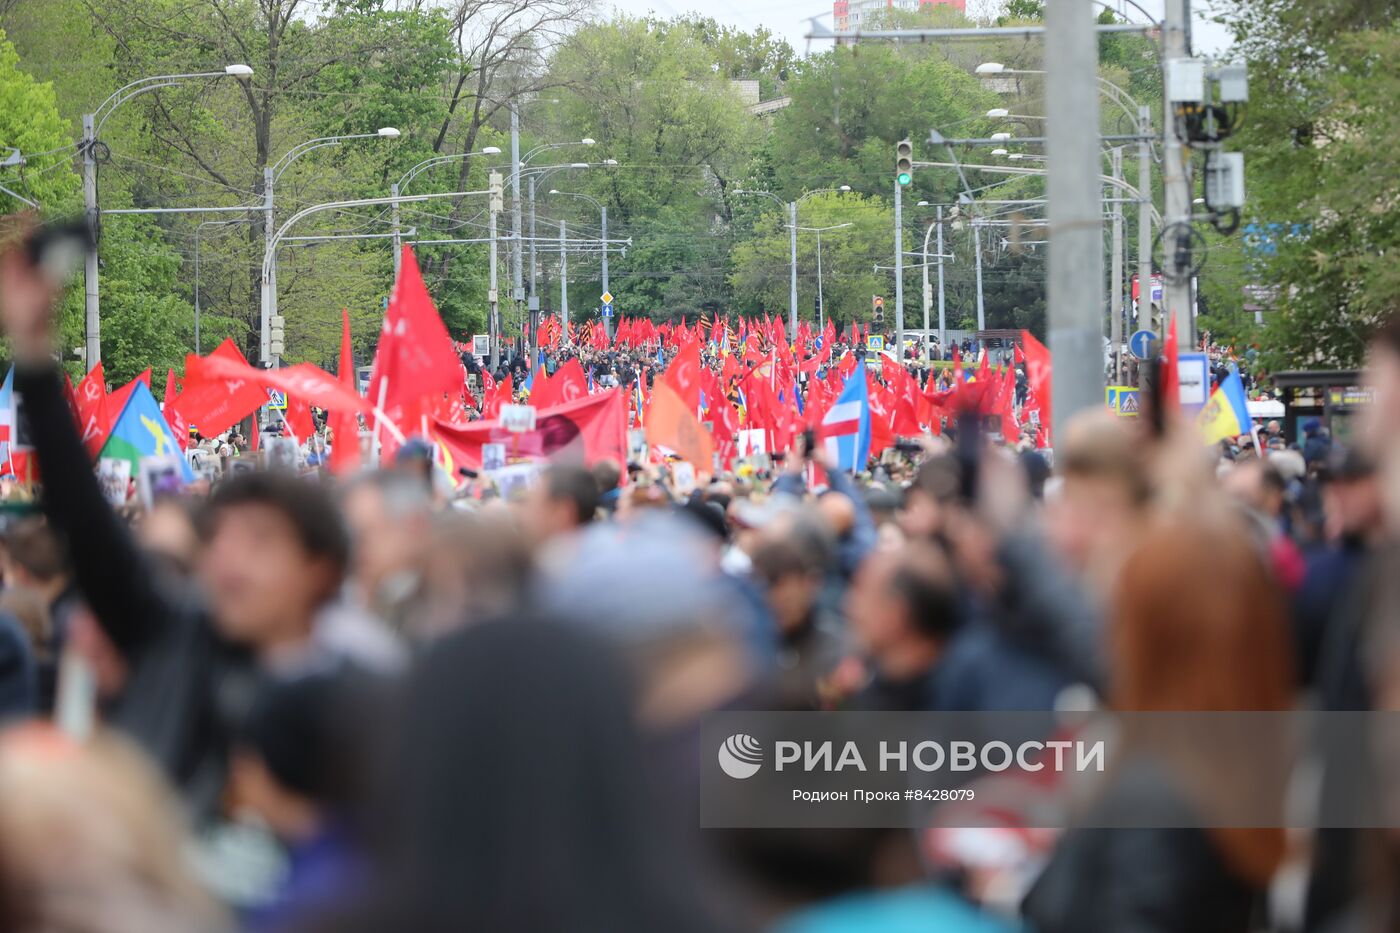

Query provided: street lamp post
[791,222,851,332]
[390,145,502,281]
[548,189,609,339]
[262,127,400,365]
[82,64,253,370]
[736,185,850,335]
[260,188,488,375]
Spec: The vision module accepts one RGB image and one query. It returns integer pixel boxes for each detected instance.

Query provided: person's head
[1109,518,1292,885]
[844,541,959,680]
[0,725,223,931]
[364,618,715,933]
[521,464,599,543]
[1222,459,1287,520]
[198,471,349,657]
[1046,410,1151,578]
[230,669,375,844]
[137,497,201,578]
[0,518,68,600]
[342,471,434,605]
[899,455,960,541]
[750,515,835,636]
[418,509,532,638]
[1323,449,1382,544]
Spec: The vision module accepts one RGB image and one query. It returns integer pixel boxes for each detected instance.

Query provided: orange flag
[646,380,713,476]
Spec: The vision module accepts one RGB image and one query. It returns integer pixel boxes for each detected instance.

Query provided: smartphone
[955,409,981,503]
[25,218,93,287]
[801,427,816,459]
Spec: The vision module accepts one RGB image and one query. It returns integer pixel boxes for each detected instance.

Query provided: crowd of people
[0,230,1399,933]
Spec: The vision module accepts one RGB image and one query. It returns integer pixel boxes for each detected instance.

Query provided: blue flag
[99,382,194,480]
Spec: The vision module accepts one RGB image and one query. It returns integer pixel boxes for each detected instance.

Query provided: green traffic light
[897,172,912,186]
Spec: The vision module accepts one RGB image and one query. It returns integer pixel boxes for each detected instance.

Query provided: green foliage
[0,27,79,212]
[1221,0,1400,369]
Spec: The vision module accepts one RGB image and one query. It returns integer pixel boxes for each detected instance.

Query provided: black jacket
[1023,756,1263,933]
[17,363,257,823]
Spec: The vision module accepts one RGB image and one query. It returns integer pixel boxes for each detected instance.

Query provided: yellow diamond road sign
[600,291,613,305]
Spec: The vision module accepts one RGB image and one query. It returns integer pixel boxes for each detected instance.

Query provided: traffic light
[872,295,885,328]
[269,314,285,358]
[895,138,913,186]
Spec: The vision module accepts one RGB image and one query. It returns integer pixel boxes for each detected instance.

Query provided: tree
[1221,0,1400,369]
[728,191,892,325]
[0,26,79,212]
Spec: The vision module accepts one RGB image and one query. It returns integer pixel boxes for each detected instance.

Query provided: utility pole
[261,165,275,365]
[972,217,985,341]
[529,176,539,303]
[510,105,524,345]
[1162,0,1194,344]
[559,219,568,339]
[488,207,499,371]
[788,200,799,335]
[815,228,826,331]
[1045,0,1106,443]
[390,183,402,282]
[1110,147,1125,383]
[81,114,100,371]
[936,205,947,356]
[893,178,904,352]
[601,205,611,339]
[1137,104,1154,332]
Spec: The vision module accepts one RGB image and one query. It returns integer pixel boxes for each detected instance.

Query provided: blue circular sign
[1129,329,1158,360]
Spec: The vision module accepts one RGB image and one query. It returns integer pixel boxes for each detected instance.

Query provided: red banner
[433,389,627,474]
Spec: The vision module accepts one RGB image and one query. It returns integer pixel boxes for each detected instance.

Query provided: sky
[603,0,1236,58]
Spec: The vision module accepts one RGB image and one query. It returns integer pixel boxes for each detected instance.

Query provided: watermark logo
[718,733,763,779]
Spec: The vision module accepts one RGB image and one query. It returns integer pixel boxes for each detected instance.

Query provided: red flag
[74,362,108,458]
[283,394,315,442]
[484,376,513,420]
[1161,315,1179,414]
[367,246,463,422]
[249,416,260,454]
[186,354,370,419]
[999,363,1019,442]
[662,339,703,411]
[162,368,188,451]
[882,359,921,436]
[175,339,273,438]
[865,371,895,456]
[1020,330,1053,446]
[330,309,361,475]
[434,389,627,473]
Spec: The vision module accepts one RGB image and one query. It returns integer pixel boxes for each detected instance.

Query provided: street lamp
[546,188,612,341]
[390,144,503,279]
[81,64,253,369]
[261,127,402,365]
[794,222,852,332]
[736,184,852,334]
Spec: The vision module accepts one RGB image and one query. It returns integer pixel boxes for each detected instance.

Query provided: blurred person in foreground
[1304,311,1400,932]
[0,724,227,933]
[0,234,401,823]
[340,472,434,634]
[231,670,380,933]
[333,618,729,933]
[1022,517,1292,933]
[844,538,1067,711]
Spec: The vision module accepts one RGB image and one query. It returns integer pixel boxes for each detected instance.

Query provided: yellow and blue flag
[1197,365,1251,445]
[100,381,194,480]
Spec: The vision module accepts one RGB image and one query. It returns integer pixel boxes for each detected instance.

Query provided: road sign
[600,290,614,306]
[1177,352,1210,413]
[601,302,614,319]
[867,335,885,352]
[1129,329,1157,360]
[266,389,287,410]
